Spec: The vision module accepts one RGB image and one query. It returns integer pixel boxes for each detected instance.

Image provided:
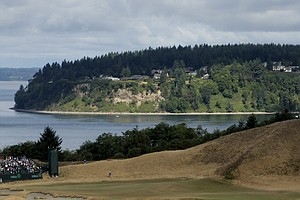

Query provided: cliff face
[51,82,165,113]
[113,89,164,107]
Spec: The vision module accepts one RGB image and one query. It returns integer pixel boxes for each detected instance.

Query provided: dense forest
[14,44,300,112]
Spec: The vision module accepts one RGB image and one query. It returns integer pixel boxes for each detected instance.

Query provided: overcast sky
[1,0,300,68]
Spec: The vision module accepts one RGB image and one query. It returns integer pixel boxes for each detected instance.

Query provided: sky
[1,0,300,68]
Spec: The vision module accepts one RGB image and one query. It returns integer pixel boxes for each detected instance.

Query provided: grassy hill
[56,120,300,189]
[3,119,300,199]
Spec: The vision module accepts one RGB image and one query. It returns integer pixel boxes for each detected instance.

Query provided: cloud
[0,0,300,68]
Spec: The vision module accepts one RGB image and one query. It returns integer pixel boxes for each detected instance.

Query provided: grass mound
[55,120,300,191]
[200,120,300,178]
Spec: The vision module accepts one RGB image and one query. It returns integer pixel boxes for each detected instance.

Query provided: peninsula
[14,44,300,114]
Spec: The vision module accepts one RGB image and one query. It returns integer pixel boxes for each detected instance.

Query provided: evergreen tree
[120,66,131,78]
[14,84,26,109]
[159,68,168,85]
[35,126,63,161]
[246,114,258,129]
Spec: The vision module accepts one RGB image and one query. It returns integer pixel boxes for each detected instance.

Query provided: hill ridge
[213,120,300,177]
[54,120,300,191]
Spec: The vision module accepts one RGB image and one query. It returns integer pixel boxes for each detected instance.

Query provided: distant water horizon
[0,81,274,150]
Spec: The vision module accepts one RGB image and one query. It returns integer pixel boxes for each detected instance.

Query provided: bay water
[0,81,273,150]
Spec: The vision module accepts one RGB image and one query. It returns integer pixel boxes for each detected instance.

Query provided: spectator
[0,156,40,175]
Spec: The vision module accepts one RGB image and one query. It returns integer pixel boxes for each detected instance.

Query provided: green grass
[19,178,300,200]
[111,102,130,112]
[209,90,260,113]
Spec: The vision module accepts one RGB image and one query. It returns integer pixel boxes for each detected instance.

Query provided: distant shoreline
[11,108,276,116]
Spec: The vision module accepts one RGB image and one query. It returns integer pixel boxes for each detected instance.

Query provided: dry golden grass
[199,119,300,191]
[59,146,219,182]
[3,119,300,194]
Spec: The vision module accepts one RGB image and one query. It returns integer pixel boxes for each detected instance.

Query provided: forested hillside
[14,44,300,113]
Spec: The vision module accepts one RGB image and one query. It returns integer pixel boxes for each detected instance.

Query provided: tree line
[14,59,300,113]
[1,111,296,162]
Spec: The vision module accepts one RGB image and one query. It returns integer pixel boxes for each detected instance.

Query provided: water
[0,81,273,150]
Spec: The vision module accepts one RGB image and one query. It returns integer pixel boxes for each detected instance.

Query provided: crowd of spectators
[0,156,41,175]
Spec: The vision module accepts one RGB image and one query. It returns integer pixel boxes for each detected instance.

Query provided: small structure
[272,62,299,72]
[127,75,150,80]
[48,150,59,177]
[202,73,210,79]
[104,76,120,81]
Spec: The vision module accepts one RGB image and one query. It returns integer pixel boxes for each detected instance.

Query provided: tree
[245,114,258,129]
[35,126,63,161]
[188,84,199,111]
[120,66,131,78]
[77,141,95,161]
[195,125,209,137]
[173,62,186,87]
[199,81,219,108]
[123,126,150,157]
[211,64,238,98]
[225,102,234,112]
[2,141,36,158]
[159,68,168,85]
[14,84,27,109]
[94,133,124,160]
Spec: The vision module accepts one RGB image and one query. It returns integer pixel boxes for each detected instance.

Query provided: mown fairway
[19,178,300,200]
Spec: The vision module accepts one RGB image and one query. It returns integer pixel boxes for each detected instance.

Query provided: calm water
[0,81,273,150]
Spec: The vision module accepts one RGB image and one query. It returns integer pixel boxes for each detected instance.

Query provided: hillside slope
[200,119,300,190]
[201,119,300,177]
[56,120,300,190]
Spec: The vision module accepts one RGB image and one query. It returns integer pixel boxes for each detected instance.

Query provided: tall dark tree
[14,84,26,109]
[245,114,258,129]
[35,126,63,161]
[159,68,168,85]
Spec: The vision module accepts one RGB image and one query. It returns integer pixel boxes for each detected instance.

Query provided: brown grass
[4,120,300,193]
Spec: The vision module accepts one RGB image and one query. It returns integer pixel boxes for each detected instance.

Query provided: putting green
[18,178,300,200]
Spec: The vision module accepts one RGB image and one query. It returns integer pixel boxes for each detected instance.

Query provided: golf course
[1,119,300,199]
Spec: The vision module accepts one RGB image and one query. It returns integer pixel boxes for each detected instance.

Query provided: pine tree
[35,126,63,161]
[246,114,258,129]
